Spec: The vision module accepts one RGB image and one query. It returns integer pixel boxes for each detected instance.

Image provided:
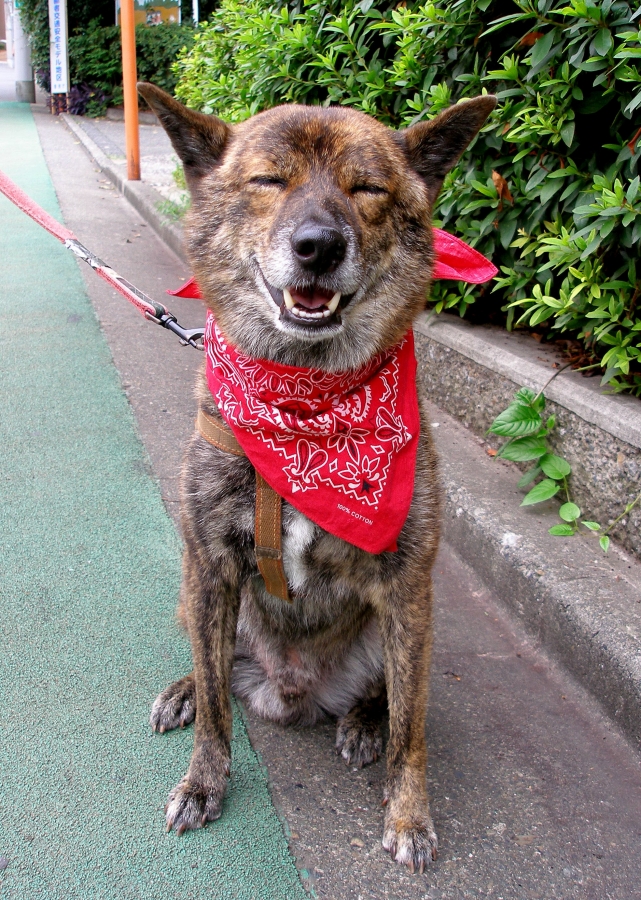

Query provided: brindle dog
[138,82,496,872]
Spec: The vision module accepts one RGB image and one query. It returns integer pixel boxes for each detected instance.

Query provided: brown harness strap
[196,409,291,603]
[197,408,246,456]
[254,472,290,602]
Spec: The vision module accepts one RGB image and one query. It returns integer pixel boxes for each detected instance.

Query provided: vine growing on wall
[487,383,641,551]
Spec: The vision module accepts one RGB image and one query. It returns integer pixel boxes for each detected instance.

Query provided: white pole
[48,0,69,111]
[13,0,34,101]
[4,0,14,67]
[192,0,198,25]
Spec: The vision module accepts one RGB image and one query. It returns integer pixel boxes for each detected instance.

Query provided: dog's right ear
[397,95,497,205]
[137,83,231,181]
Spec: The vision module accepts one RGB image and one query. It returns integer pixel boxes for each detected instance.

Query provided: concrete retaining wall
[415,314,641,561]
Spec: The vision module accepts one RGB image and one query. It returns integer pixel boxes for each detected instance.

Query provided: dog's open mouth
[262,275,353,329]
[283,286,342,320]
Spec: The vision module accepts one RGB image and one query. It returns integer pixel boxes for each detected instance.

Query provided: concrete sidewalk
[71,112,188,208]
[2,101,641,899]
[0,62,16,103]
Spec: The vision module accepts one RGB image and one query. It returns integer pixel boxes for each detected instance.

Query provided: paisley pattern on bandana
[203,314,420,554]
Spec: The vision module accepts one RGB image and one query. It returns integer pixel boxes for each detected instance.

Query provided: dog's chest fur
[281,507,317,592]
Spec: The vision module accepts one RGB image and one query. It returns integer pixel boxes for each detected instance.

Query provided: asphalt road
[32,105,641,900]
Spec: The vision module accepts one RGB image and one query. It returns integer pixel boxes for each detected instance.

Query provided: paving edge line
[61,111,641,751]
[61,112,187,263]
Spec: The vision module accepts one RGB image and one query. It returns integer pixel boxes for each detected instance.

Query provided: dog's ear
[397,95,497,204]
[137,83,231,181]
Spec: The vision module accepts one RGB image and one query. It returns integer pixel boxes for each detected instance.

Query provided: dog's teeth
[327,292,341,313]
[283,288,295,310]
[293,307,325,320]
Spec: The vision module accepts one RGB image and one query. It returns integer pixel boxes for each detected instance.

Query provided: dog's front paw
[150,674,196,733]
[165,741,231,834]
[165,769,228,835]
[382,811,438,874]
[336,711,383,767]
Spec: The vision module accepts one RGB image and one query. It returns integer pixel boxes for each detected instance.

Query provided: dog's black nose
[291,223,346,274]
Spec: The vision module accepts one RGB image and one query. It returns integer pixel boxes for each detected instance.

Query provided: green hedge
[19,0,116,78]
[174,0,641,395]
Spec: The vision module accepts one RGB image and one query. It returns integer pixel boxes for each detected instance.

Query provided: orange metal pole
[120,0,140,181]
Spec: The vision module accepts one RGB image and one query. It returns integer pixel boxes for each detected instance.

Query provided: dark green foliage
[16,0,50,74]
[181,0,220,23]
[175,0,641,394]
[65,21,195,114]
[136,22,196,92]
[68,21,123,107]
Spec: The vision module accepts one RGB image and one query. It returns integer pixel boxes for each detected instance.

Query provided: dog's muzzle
[258,218,358,330]
[291,223,347,276]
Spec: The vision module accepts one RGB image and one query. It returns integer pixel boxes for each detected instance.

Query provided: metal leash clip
[145,312,205,350]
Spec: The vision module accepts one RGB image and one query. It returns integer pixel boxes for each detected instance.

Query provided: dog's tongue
[289,286,335,310]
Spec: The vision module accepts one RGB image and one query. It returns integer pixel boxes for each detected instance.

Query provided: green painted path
[0,102,307,900]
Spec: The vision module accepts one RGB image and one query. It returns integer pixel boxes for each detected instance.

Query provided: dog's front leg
[165,547,242,834]
[377,583,438,872]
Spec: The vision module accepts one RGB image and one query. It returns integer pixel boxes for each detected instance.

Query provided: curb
[62,113,641,751]
[61,113,186,263]
[431,407,641,750]
[105,107,160,126]
[416,313,641,451]
[414,317,641,562]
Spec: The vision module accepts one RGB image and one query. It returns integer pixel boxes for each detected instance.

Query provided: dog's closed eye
[248,176,288,189]
[350,184,389,196]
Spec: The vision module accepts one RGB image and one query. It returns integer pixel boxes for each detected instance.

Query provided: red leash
[0,169,204,349]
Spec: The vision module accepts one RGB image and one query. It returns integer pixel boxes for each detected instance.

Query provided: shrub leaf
[549,523,575,535]
[489,404,543,437]
[540,454,572,479]
[499,437,548,461]
[559,501,581,521]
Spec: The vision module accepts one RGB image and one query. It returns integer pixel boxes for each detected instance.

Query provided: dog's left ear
[398,95,497,204]
[137,82,231,183]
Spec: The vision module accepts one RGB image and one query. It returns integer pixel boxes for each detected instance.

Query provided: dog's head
[139,84,495,371]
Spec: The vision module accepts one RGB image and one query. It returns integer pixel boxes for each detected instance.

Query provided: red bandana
[170,229,497,553]
[204,315,419,554]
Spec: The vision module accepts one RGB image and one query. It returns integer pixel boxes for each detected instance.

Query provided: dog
[137,82,496,872]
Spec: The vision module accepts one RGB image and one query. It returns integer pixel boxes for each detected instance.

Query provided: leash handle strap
[196,410,291,603]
